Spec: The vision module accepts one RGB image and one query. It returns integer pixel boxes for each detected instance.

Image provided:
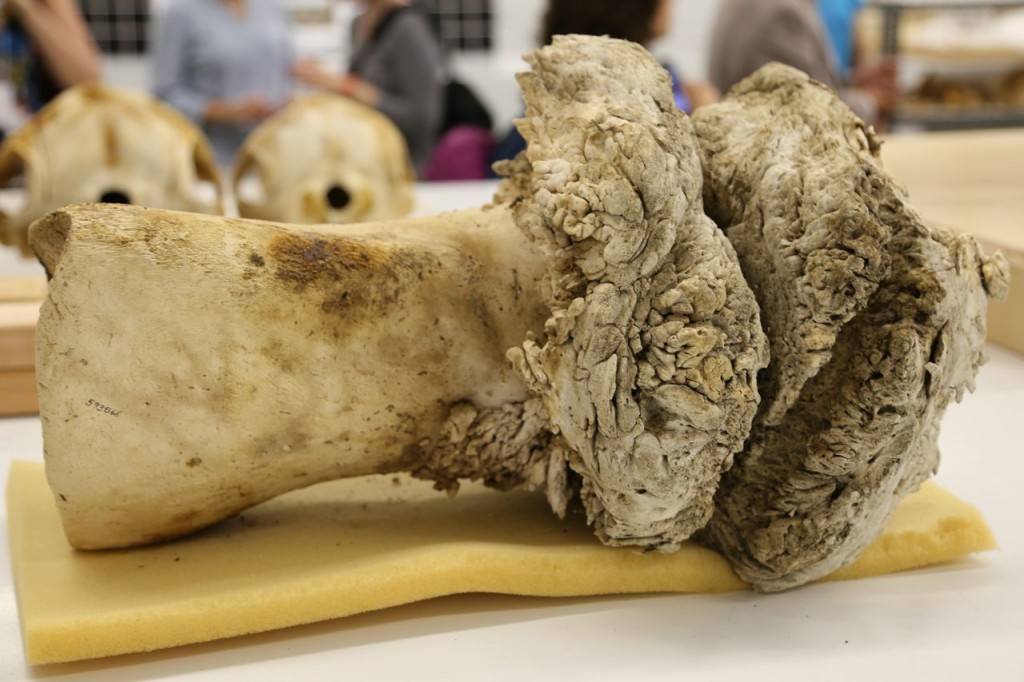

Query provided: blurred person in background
[0,0,100,124]
[541,0,717,113]
[152,0,295,168]
[708,0,897,127]
[491,0,718,167]
[292,0,444,175]
[818,0,867,79]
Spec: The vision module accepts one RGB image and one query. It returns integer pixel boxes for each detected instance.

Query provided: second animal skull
[232,94,415,225]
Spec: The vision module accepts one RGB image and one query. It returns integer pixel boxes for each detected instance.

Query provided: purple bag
[424,125,494,181]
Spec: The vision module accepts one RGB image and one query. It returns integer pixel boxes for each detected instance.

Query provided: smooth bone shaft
[32,204,549,549]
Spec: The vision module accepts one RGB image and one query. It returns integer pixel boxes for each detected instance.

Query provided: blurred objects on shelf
[897,67,1024,125]
[899,5,1024,60]
[911,68,1024,105]
[867,1,1024,128]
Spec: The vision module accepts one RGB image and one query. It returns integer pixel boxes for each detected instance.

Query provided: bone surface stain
[103,119,119,166]
[267,232,390,286]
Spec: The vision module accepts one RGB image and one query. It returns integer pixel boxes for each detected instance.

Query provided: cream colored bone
[0,84,223,257]
[233,94,414,225]
[33,204,549,549]
[31,36,768,554]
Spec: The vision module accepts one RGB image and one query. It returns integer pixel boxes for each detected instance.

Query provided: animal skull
[0,84,223,257]
[232,93,415,225]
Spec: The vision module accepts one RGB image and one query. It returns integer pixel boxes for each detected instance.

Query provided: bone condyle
[693,64,1009,591]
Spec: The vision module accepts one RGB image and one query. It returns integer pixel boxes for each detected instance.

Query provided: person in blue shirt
[0,0,100,118]
[818,0,866,78]
[152,0,295,168]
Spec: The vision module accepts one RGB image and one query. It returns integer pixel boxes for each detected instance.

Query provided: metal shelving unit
[894,101,1024,128]
[870,0,1024,129]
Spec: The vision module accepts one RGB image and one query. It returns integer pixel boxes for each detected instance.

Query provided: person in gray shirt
[293,0,444,175]
[707,0,896,127]
[152,0,295,168]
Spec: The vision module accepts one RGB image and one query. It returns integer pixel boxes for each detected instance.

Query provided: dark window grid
[441,17,462,35]
[78,0,149,55]
[116,21,138,43]
[460,19,488,39]
[83,0,148,13]
[415,0,492,52]
[80,1,489,55]
[89,23,110,43]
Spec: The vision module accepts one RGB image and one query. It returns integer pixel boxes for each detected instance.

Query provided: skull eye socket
[99,190,132,205]
[326,184,351,210]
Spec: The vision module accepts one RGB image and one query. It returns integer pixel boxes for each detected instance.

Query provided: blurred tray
[895,100,1024,127]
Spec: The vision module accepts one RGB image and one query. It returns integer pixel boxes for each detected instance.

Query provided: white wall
[105,0,725,133]
[659,0,722,87]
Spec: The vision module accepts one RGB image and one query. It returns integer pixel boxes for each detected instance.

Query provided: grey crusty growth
[693,64,1009,591]
[503,36,770,551]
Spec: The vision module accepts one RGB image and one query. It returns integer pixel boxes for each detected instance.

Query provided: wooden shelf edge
[0,369,38,417]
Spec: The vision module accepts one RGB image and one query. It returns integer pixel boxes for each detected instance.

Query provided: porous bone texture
[693,63,1010,590]
[504,35,770,551]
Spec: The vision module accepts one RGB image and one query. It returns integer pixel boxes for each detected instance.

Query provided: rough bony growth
[693,63,1009,591]
[504,36,769,551]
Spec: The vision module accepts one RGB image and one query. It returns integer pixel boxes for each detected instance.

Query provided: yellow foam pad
[7,460,996,665]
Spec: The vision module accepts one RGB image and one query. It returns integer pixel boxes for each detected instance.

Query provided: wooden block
[882,130,1024,355]
[0,275,47,303]
[0,368,38,416]
[0,301,38,371]
[0,283,41,415]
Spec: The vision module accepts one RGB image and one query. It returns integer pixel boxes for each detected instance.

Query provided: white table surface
[2,181,1023,680]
